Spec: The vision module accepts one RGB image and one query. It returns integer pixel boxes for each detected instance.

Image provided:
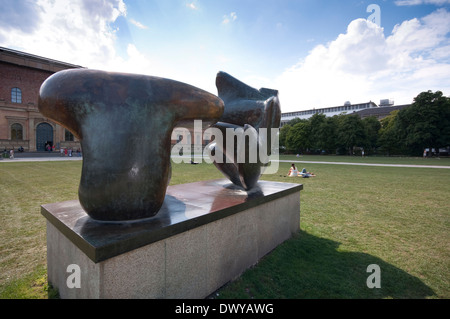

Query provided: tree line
[279,90,450,157]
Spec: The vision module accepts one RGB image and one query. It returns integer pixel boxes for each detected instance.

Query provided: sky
[1,0,450,113]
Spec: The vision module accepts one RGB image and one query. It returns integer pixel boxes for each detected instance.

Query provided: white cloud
[0,0,42,33]
[129,18,148,30]
[274,10,450,112]
[222,12,237,24]
[187,3,197,10]
[0,0,214,94]
[395,0,450,5]
[103,44,153,75]
[0,0,133,70]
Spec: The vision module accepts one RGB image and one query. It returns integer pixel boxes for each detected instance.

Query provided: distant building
[281,101,378,126]
[379,99,394,107]
[0,47,83,152]
[355,104,410,120]
[280,100,411,126]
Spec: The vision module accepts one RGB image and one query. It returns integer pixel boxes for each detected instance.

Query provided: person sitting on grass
[288,163,299,177]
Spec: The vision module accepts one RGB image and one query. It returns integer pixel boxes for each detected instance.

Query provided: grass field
[0,156,449,298]
[278,154,450,166]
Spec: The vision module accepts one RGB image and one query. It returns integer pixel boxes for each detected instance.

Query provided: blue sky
[1,0,450,112]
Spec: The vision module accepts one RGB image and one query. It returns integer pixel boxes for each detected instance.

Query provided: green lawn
[278,154,450,166]
[0,157,449,298]
[220,162,449,298]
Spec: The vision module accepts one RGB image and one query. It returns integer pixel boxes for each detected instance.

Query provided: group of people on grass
[288,163,316,178]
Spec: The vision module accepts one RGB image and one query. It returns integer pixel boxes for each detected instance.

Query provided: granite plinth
[43,179,302,299]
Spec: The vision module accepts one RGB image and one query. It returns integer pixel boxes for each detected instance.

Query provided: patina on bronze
[208,72,281,190]
[38,69,224,221]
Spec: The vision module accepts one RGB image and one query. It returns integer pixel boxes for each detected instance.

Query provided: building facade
[0,47,82,152]
[280,100,410,126]
[280,101,378,126]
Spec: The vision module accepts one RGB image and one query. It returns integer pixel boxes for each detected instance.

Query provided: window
[11,123,23,140]
[11,88,22,103]
[65,129,74,141]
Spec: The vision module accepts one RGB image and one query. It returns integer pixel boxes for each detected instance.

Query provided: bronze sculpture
[38,69,279,221]
[38,69,223,221]
[207,72,281,190]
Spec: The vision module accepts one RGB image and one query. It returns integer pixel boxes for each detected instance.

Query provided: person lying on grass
[288,165,316,178]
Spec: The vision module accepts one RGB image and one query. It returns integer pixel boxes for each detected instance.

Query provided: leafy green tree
[288,117,304,126]
[336,114,366,155]
[362,116,381,155]
[309,113,327,153]
[396,90,450,156]
[279,124,291,152]
[286,121,311,154]
[378,110,401,155]
[313,115,339,154]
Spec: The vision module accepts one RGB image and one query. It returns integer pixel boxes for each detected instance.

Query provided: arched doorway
[36,123,53,151]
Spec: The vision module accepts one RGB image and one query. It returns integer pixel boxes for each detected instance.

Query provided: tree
[378,110,401,156]
[396,90,450,156]
[288,117,304,126]
[336,114,366,155]
[279,124,291,152]
[362,116,381,155]
[309,113,327,153]
[315,115,338,154]
[286,121,311,154]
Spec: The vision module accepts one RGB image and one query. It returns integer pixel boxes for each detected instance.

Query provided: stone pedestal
[42,179,302,299]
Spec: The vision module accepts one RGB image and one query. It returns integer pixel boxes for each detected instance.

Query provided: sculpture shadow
[220,230,435,299]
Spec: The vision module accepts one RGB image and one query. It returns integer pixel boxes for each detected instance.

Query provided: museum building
[280,99,411,126]
[0,46,83,152]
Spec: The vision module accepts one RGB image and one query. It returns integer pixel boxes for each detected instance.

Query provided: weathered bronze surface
[208,72,281,190]
[38,69,223,221]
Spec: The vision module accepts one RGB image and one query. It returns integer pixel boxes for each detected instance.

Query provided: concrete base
[42,179,302,299]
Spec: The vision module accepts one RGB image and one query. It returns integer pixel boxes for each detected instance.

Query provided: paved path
[276,159,450,169]
[1,156,449,169]
[0,156,82,162]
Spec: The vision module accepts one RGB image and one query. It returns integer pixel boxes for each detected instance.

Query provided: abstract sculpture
[38,69,223,221]
[207,72,281,190]
[38,68,279,221]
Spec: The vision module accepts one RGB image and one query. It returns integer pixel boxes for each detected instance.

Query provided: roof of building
[0,46,83,73]
[355,104,410,118]
[281,101,377,118]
